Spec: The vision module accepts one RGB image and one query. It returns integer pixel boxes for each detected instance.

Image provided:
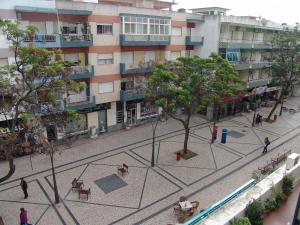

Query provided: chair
[72,178,83,191]
[78,187,91,200]
[190,201,200,215]
[173,202,182,215]
[118,163,129,176]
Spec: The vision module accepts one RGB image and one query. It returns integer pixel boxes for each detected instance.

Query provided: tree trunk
[151,128,155,167]
[267,94,282,121]
[50,142,60,204]
[183,126,189,154]
[0,158,15,183]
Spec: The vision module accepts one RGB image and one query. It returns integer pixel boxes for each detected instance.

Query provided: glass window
[121,15,170,35]
[97,24,113,34]
[98,82,114,93]
[97,53,114,65]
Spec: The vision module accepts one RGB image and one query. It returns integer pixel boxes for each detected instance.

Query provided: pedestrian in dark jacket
[20,208,28,225]
[262,137,270,154]
[20,178,28,199]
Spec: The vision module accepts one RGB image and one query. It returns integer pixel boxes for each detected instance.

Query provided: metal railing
[69,65,94,75]
[61,34,93,42]
[184,179,256,225]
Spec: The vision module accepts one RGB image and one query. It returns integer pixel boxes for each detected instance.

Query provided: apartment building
[190,7,283,120]
[0,0,285,136]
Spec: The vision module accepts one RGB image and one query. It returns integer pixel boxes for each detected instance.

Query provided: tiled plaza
[1,98,300,225]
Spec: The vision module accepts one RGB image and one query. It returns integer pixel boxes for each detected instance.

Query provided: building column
[123,101,127,124]
[136,102,141,120]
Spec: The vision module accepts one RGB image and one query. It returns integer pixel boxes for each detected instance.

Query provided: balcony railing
[219,39,274,49]
[62,95,96,110]
[120,89,145,102]
[247,78,272,88]
[120,63,155,75]
[23,34,61,48]
[232,61,273,70]
[69,65,94,80]
[120,34,170,46]
[23,34,93,48]
[186,36,204,46]
[60,34,93,47]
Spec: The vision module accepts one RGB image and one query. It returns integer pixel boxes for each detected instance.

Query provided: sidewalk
[0,98,300,225]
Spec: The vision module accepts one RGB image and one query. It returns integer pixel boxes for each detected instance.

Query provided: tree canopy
[147,54,243,154]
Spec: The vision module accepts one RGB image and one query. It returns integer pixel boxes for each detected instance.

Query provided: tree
[267,29,300,121]
[0,20,81,191]
[147,54,243,155]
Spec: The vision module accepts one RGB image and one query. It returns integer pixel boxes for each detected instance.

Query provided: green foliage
[245,200,264,225]
[230,217,251,225]
[282,175,294,196]
[271,31,300,96]
[146,54,243,152]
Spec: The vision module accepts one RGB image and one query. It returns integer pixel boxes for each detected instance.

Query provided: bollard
[176,152,181,161]
[221,128,228,144]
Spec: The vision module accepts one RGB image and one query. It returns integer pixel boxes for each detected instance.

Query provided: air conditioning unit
[286,153,299,170]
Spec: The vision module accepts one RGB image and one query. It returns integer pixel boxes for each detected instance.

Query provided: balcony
[219,39,274,49]
[69,65,94,80]
[60,34,93,47]
[23,34,93,48]
[120,63,155,75]
[23,34,61,48]
[232,62,273,70]
[247,78,272,88]
[186,36,204,46]
[120,34,170,46]
[120,89,145,102]
[62,95,96,110]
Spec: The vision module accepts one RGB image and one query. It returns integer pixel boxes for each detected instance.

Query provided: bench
[78,187,91,200]
[72,178,83,191]
[271,153,287,167]
[118,164,129,176]
[258,161,274,175]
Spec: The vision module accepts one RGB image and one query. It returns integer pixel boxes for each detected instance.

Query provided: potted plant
[282,175,294,197]
[245,200,264,225]
[230,217,251,225]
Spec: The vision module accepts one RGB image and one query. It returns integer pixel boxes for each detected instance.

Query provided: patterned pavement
[1,98,300,225]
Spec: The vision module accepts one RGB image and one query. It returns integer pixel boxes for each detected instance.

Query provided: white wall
[194,15,221,58]
[1,0,55,9]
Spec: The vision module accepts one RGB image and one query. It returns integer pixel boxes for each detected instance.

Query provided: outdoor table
[179,201,193,210]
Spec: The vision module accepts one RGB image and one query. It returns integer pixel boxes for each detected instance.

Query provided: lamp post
[252,87,257,127]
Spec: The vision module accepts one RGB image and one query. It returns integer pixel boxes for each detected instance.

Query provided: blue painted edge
[120,90,145,102]
[119,13,171,19]
[183,179,256,225]
[15,6,92,15]
[187,18,205,23]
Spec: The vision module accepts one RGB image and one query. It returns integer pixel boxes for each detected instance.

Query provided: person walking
[20,178,28,199]
[20,208,28,225]
[262,137,270,154]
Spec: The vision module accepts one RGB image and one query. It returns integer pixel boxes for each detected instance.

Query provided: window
[97,53,113,65]
[172,27,182,36]
[121,52,133,65]
[97,24,113,34]
[144,51,155,62]
[121,15,171,35]
[98,82,114,93]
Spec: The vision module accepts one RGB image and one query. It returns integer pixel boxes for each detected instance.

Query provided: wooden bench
[72,178,83,191]
[118,164,129,176]
[78,187,91,200]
